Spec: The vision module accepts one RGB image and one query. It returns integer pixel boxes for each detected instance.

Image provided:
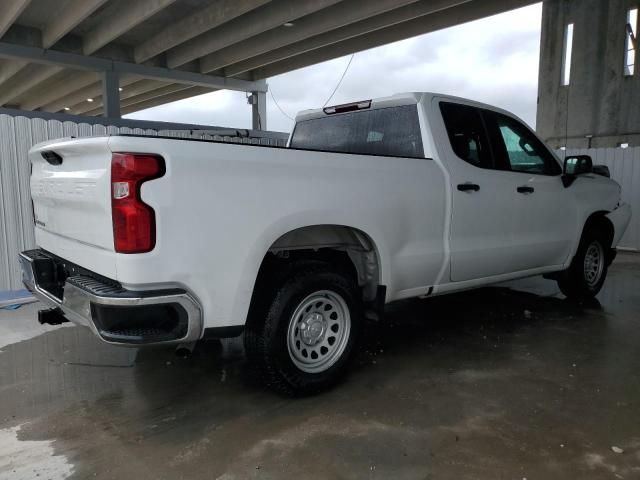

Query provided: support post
[250,90,266,130]
[101,70,120,118]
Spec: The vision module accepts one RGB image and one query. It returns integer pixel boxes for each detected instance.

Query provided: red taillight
[111,153,165,254]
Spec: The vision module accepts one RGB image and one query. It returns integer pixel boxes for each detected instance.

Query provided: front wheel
[244,261,362,396]
[557,230,610,300]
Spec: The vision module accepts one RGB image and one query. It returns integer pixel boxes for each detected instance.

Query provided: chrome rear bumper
[19,249,202,346]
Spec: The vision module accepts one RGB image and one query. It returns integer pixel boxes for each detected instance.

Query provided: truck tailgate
[29,137,116,275]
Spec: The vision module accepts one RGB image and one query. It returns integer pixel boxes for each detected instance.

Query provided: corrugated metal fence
[0,113,287,291]
[562,147,640,252]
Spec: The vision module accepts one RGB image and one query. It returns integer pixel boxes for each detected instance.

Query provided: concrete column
[250,90,266,130]
[536,0,640,148]
[101,70,120,118]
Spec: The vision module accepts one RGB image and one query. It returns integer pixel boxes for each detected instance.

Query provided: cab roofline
[294,91,534,131]
[295,92,425,123]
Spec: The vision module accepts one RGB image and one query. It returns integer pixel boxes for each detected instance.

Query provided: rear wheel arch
[255,224,383,303]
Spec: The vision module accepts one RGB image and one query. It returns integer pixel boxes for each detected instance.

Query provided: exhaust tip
[175,343,195,358]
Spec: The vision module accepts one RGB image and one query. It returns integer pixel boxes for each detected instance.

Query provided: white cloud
[126,3,542,132]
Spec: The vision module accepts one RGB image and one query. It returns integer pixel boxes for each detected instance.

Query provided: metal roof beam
[251,0,538,79]
[120,86,214,115]
[15,43,152,110]
[70,79,170,114]
[83,0,177,55]
[42,0,109,48]
[0,41,266,92]
[41,75,141,113]
[42,80,104,113]
[0,59,27,84]
[0,0,106,101]
[19,72,99,110]
[121,83,192,108]
[134,0,270,63]
[166,0,344,68]
[200,0,422,74]
[0,0,31,38]
[0,63,62,106]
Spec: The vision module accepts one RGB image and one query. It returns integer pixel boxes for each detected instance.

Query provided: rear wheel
[558,229,610,300]
[244,261,362,396]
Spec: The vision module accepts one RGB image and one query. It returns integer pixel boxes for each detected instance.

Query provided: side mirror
[563,155,593,175]
[592,165,611,178]
[562,155,593,187]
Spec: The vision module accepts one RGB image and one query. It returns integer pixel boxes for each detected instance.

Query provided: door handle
[517,186,535,194]
[457,183,480,192]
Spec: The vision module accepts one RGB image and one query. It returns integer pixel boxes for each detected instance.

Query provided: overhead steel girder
[0,42,267,93]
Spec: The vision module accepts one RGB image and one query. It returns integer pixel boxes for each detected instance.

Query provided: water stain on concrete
[0,425,72,480]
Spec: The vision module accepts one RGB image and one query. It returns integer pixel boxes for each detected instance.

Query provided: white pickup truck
[20,92,631,394]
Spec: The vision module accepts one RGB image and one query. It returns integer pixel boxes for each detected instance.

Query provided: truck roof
[294,92,513,123]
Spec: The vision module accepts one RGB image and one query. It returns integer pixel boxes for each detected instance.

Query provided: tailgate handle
[41,151,63,166]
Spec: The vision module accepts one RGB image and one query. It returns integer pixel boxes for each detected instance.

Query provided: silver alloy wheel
[287,290,351,374]
[584,240,605,287]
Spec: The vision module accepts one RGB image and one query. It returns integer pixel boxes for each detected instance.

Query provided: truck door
[433,100,520,282]
[480,109,575,271]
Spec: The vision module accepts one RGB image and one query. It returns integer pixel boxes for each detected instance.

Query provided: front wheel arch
[581,212,614,254]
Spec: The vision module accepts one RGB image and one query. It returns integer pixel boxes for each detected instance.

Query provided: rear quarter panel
[107,136,447,329]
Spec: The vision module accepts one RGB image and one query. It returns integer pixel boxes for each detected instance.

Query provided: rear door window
[290,105,424,158]
[439,102,493,169]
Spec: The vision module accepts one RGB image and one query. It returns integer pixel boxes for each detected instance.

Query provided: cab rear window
[290,105,424,159]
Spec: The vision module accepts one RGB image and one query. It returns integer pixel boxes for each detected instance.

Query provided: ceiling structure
[0,0,537,123]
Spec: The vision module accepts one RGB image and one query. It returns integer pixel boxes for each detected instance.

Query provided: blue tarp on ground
[0,290,32,302]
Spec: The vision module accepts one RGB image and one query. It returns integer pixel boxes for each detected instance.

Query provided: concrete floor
[1,254,639,480]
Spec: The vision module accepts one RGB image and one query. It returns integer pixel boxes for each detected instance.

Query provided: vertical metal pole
[101,71,120,118]
[251,91,266,130]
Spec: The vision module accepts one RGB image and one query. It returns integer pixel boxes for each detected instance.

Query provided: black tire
[244,260,362,396]
[557,228,610,300]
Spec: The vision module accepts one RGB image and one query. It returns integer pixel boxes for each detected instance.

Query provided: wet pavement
[1,253,639,479]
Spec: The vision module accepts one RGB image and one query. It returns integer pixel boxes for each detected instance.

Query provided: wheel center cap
[300,313,326,345]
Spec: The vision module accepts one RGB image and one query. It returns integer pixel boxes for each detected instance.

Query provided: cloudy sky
[126,2,543,133]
